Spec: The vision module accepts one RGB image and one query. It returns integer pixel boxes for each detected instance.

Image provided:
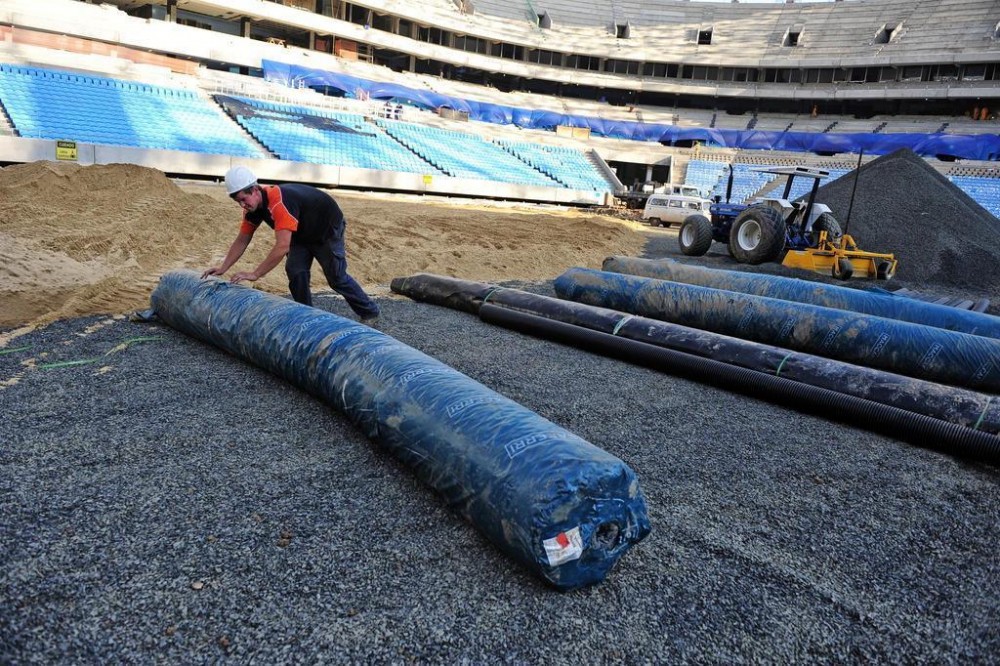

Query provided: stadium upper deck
[69,0,998,117]
[404,0,997,62]
[1,0,998,209]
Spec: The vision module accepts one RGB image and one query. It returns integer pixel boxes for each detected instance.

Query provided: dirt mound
[815,149,1000,291]
[0,162,237,329]
[0,162,646,331]
[0,161,184,203]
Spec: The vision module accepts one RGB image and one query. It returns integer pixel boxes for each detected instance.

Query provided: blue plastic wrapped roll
[151,270,651,590]
[390,273,1000,434]
[601,256,1000,339]
[554,267,1000,393]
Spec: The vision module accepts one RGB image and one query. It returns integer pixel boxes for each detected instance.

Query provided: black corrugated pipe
[480,304,1000,465]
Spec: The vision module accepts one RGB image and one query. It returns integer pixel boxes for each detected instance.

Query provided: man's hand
[201,266,225,279]
[231,271,259,285]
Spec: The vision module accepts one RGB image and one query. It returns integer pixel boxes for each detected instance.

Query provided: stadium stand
[0,0,997,212]
[217,95,443,174]
[685,152,855,204]
[683,159,729,197]
[379,121,560,187]
[0,58,618,199]
[949,175,1000,218]
[495,141,613,191]
[0,64,262,157]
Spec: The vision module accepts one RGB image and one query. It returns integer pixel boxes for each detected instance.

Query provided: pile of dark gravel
[3,286,1000,662]
[815,148,1000,291]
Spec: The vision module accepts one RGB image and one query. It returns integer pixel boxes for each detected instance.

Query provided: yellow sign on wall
[56,140,77,161]
[423,174,433,185]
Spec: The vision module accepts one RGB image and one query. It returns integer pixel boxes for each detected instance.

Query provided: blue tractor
[678,165,843,266]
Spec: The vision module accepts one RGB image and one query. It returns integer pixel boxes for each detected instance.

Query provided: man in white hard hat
[202,166,380,324]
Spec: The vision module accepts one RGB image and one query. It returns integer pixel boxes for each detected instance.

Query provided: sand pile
[815,148,1000,291]
[0,162,227,328]
[0,161,646,330]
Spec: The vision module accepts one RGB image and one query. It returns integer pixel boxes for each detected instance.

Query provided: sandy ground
[0,162,648,335]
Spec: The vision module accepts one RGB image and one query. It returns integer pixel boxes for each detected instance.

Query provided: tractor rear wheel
[679,214,713,256]
[729,206,786,264]
[812,213,843,246]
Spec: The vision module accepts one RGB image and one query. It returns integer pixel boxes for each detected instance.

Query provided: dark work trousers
[284,234,380,318]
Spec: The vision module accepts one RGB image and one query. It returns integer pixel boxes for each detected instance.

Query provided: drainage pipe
[150,270,651,591]
[555,267,1000,393]
[481,304,1000,464]
[602,256,1000,339]
[390,273,1000,435]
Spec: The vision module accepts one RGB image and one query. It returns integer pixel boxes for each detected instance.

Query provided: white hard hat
[225,166,257,195]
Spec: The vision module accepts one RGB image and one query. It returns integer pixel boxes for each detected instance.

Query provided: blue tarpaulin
[262,60,1000,160]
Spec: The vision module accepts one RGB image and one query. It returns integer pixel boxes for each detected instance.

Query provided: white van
[642,194,710,228]
[663,184,709,199]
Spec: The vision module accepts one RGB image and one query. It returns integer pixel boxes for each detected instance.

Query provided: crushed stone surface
[2,287,999,662]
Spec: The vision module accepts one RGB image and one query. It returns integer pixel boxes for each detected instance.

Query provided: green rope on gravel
[0,345,32,356]
[38,358,99,370]
[38,336,164,371]
[112,336,164,349]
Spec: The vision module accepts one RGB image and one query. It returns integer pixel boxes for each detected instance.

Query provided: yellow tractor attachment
[782,232,898,281]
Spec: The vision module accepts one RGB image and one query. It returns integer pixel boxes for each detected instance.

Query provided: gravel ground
[3,234,1000,663]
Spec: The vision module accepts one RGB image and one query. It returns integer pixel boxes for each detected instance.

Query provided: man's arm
[230,229,292,284]
[202,232,253,278]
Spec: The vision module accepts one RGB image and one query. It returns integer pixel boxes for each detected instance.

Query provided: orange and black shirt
[240,184,345,245]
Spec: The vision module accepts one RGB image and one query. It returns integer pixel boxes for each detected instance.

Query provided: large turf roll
[150,270,651,590]
[390,272,1000,435]
[554,267,1000,393]
[601,256,1000,338]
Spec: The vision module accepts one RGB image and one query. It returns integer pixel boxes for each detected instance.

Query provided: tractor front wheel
[679,214,713,256]
[729,206,786,264]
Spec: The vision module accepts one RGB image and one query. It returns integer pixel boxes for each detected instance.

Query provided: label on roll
[543,526,584,566]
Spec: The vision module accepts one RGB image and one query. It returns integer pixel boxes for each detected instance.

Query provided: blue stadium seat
[0,63,262,157]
